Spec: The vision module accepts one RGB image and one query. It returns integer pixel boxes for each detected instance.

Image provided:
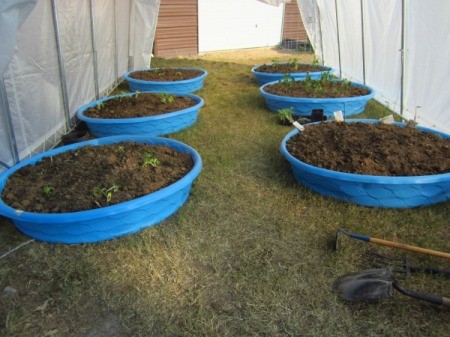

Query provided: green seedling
[96,102,105,110]
[312,56,321,65]
[117,146,125,154]
[117,92,128,103]
[313,85,325,97]
[277,108,294,123]
[154,68,165,76]
[92,182,120,204]
[332,87,340,96]
[159,93,175,104]
[134,90,141,99]
[175,71,182,76]
[319,71,333,83]
[281,73,296,92]
[341,79,352,92]
[42,185,54,196]
[142,153,160,168]
[289,58,300,71]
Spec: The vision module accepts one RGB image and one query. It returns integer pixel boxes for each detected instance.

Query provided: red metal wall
[154,0,199,57]
[282,2,308,43]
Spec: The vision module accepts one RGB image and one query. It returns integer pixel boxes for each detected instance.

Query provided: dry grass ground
[1,48,449,336]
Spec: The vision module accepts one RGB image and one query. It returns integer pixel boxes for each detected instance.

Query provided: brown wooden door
[153,0,199,57]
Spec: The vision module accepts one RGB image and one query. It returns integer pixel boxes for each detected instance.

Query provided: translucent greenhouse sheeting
[296,0,450,133]
[0,0,160,170]
[0,0,37,75]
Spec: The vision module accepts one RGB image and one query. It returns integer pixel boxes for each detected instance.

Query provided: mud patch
[264,79,369,98]
[255,63,326,74]
[2,143,194,213]
[83,93,197,119]
[286,122,450,176]
[129,68,203,82]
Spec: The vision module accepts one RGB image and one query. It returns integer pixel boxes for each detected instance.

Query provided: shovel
[333,269,450,306]
[334,229,450,260]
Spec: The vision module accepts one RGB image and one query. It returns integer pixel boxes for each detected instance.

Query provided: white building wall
[198,0,284,53]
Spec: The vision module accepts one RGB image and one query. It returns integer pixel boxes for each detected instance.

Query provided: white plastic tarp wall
[296,0,450,133]
[0,0,160,169]
[198,0,284,53]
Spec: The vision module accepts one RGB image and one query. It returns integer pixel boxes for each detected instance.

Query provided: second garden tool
[334,229,450,260]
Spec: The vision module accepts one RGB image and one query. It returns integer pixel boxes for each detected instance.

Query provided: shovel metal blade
[333,269,395,302]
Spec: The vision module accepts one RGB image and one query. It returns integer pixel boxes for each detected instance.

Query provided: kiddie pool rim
[280,119,450,207]
[0,135,202,224]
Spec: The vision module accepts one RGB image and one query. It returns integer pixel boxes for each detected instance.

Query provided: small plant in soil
[92,182,120,205]
[42,185,54,196]
[265,71,369,98]
[281,73,296,92]
[288,58,300,71]
[142,153,160,168]
[159,93,175,105]
[117,146,125,154]
[96,102,105,110]
[129,68,203,82]
[83,92,197,119]
[256,59,326,74]
[277,107,294,125]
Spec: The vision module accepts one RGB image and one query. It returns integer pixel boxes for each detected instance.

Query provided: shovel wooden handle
[338,230,450,260]
[370,238,450,260]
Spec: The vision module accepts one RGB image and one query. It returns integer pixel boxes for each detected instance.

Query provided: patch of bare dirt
[264,79,370,98]
[129,68,203,82]
[255,63,326,73]
[286,122,450,176]
[83,93,197,119]
[2,143,193,213]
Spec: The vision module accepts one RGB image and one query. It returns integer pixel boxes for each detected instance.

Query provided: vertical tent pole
[0,77,20,164]
[400,0,406,116]
[114,0,119,83]
[89,0,100,99]
[334,0,342,77]
[128,0,135,71]
[51,0,72,131]
[280,3,286,49]
[360,0,366,84]
[317,4,325,65]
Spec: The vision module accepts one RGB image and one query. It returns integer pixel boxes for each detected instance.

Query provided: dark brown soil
[286,122,450,176]
[129,68,203,82]
[83,93,197,119]
[264,80,369,98]
[256,63,326,74]
[1,143,194,213]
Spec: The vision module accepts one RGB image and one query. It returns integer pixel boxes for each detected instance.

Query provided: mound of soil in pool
[1,143,193,213]
[129,68,203,82]
[264,80,369,98]
[256,63,326,74]
[286,122,450,176]
[83,93,197,119]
